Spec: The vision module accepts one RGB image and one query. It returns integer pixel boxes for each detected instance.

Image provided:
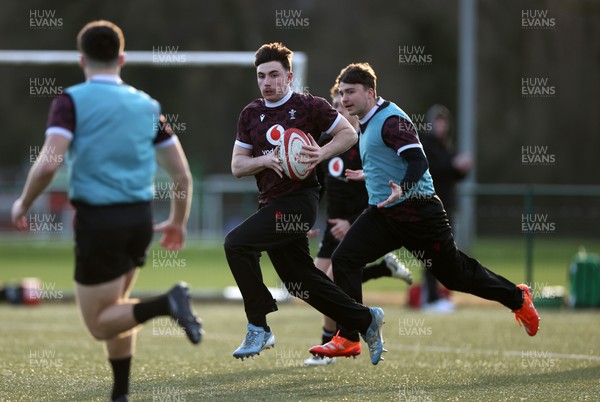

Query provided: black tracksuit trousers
[224,189,372,334]
[332,197,524,341]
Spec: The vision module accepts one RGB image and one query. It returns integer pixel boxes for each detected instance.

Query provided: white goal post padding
[0,50,307,91]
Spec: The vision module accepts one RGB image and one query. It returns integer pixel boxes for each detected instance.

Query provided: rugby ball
[278,128,312,181]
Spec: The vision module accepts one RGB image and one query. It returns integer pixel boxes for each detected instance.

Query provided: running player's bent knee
[330,254,355,277]
[223,225,254,251]
[88,325,112,341]
[223,232,241,253]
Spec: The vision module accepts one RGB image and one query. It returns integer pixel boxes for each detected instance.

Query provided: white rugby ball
[278,128,312,181]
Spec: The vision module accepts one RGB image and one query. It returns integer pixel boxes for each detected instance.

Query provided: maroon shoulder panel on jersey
[46,93,75,133]
[154,114,175,145]
[235,100,263,148]
[381,115,421,154]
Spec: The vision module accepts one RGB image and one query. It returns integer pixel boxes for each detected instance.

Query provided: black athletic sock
[132,295,170,324]
[322,327,336,344]
[362,261,390,283]
[339,328,361,342]
[109,356,131,401]
[249,316,270,332]
[515,287,526,310]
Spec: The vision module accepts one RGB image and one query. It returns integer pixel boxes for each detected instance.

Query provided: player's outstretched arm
[231,144,283,178]
[11,134,69,230]
[154,138,192,250]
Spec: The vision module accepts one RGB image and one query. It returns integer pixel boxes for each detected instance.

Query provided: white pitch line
[390,343,600,361]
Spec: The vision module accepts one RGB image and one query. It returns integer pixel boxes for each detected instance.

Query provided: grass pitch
[1,236,599,400]
[0,301,598,401]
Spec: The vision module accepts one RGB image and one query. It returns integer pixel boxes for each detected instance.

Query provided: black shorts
[72,201,153,285]
[316,221,340,259]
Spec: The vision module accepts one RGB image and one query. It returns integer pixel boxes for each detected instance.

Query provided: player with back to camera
[11,21,201,402]
[309,63,539,359]
[304,84,413,366]
[224,42,385,365]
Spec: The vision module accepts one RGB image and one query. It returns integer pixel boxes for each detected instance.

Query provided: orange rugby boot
[309,331,361,358]
[512,284,540,336]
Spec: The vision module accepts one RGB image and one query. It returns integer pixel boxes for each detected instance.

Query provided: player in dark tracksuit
[304,87,413,366]
[224,43,385,365]
[310,63,539,360]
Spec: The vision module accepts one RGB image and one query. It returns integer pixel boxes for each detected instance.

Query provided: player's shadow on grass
[129,366,401,401]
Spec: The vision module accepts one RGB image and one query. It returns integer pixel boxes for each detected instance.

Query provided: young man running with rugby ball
[225,43,385,365]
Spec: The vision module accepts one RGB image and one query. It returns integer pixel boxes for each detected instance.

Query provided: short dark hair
[254,42,293,71]
[336,63,377,95]
[77,20,124,63]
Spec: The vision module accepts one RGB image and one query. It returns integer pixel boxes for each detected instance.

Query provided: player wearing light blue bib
[65,78,160,204]
[11,21,201,402]
[358,98,435,207]
[309,63,540,360]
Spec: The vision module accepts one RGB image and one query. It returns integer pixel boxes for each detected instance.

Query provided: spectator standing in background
[419,104,472,312]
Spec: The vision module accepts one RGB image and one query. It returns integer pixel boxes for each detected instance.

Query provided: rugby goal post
[0,49,307,87]
[0,50,308,238]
